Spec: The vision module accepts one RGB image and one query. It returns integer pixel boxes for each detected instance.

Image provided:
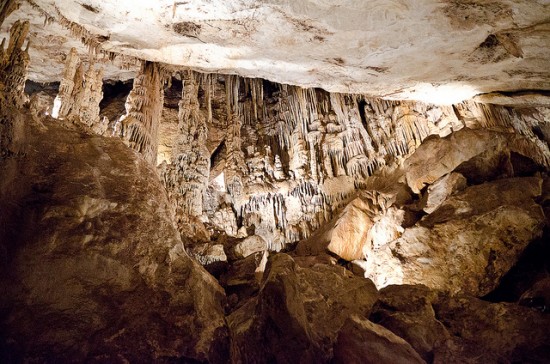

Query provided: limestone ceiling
[2,0,550,103]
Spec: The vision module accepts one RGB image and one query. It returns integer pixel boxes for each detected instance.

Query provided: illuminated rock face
[3,0,550,102]
[0,113,229,362]
[2,2,550,363]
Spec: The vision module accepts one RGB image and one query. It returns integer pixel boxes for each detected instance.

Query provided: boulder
[370,285,452,362]
[420,172,467,214]
[228,253,378,363]
[333,315,426,364]
[405,128,548,193]
[231,235,268,259]
[0,116,229,362]
[365,177,546,296]
[434,293,550,363]
[370,284,550,363]
[296,189,405,261]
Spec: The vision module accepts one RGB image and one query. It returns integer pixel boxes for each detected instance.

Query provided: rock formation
[0,111,229,363]
[1,1,550,362]
[120,61,165,165]
[52,47,105,133]
[161,71,211,229]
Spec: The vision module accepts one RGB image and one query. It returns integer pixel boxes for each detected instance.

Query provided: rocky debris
[0,112,229,363]
[120,61,165,165]
[365,177,546,296]
[333,315,426,364]
[228,253,379,363]
[371,284,550,363]
[220,251,268,311]
[230,235,268,259]
[419,172,467,214]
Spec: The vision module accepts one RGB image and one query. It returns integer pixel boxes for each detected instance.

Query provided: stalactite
[0,0,18,27]
[0,19,29,108]
[163,70,211,226]
[0,20,29,157]
[149,69,550,250]
[224,75,247,198]
[120,61,164,165]
[51,47,105,133]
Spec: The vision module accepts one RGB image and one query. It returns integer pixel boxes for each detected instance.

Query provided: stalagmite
[163,70,211,225]
[0,19,29,110]
[0,0,17,27]
[120,61,164,165]
[0,20,29,157]
[52,48,105,133]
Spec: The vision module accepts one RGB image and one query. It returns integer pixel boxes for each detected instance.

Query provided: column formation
[170,70,210,219]
[121,61,164,165]
[52,48,104,133]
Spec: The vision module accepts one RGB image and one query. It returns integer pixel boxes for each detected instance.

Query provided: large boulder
[405,128,548,193]
[370,285,451,362]
[227,253,378,363]
[434,293,550,363]
[364,177,546,296]
[419,172,467,214]
[0,116,229,362]
[296,186,407,261]
[370,284,550,363]
[333,315,426,364]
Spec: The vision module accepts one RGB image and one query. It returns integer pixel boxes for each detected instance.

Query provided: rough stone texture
[370,284,550,363]
[161,71,210,228]
[52,47,106,133]
[0,112,229,363]
[228,253,378,363]
[434,293,550,363]
[231,235,268,259]
[370,285,452,362]
[296,176,410,261]
[333,315,426,364]
[5,1,550,103]
[120,61,165,165]
[0,19,29,110]
[405,128,549,193]
[365,177,546,296]
[0,2,138,83]
[420,172,467,214]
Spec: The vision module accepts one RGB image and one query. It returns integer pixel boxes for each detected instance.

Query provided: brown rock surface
[434,294,550,363]
[228,253,378,363]
[371,284,550,363]
[405,128,548,193]
[370,285,452,362]
[231,235,268,259]
[0,112,228,362]
[365,177,546,296]
[333,315,426,364]
[420,172,467,214]
[296,183,409,261]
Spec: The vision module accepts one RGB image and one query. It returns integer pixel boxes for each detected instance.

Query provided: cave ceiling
[2,0,550,103]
